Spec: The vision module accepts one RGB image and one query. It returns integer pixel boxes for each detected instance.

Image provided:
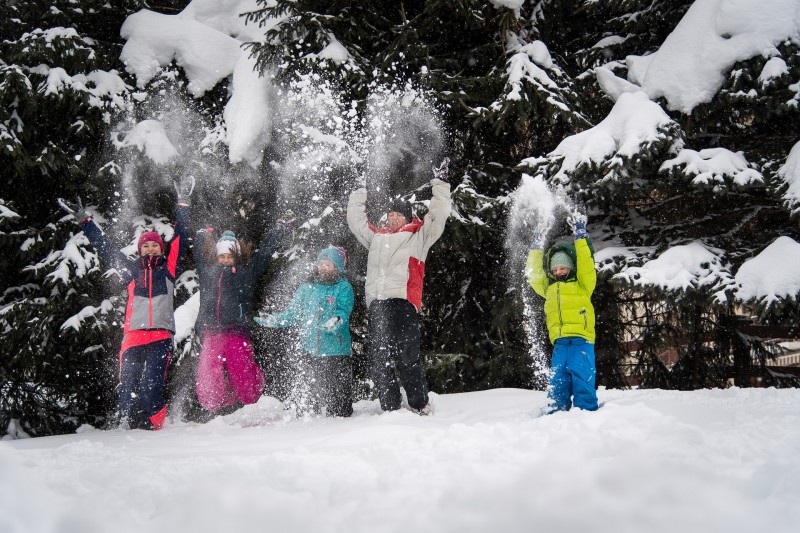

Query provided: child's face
[140,241,162,256]
[386,211,408,230]
[551,266,570,278]
[217,253,236,266]
[317,259,336,276]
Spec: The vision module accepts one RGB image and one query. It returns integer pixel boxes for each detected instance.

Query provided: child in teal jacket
[256,246,355,417]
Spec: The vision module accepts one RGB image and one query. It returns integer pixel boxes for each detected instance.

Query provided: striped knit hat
[317,246,347,273]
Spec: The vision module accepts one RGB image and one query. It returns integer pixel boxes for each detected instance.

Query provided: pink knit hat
[137,231,164,254]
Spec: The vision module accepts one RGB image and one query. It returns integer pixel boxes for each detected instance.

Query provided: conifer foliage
[2,0,799,437]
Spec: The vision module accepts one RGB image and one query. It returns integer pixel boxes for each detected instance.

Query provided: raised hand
[57,196,89,222]
[432,157,450,183]
[567,208,588,240]
[530,228,546,250]
[174,174,196,206]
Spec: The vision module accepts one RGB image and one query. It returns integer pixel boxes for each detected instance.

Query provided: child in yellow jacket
[525,217,598,413]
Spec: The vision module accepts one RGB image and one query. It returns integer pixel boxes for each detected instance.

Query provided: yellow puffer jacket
[525,238,596,344]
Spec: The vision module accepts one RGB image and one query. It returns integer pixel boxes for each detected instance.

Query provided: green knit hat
[550,250,574,272]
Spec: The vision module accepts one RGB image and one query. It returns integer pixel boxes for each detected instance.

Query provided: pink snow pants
[196,332,265,413]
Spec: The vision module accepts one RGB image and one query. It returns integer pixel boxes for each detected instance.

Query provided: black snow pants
[368,298,428,411]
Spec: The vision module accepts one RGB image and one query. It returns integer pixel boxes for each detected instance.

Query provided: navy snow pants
[368,299,428,411]
[118,338,172,429]
[547,337,598,413]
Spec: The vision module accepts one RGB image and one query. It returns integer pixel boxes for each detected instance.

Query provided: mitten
[567,210,588,240]
[321,316,341,332]
[174,174,196,206]
[530,229,546,250]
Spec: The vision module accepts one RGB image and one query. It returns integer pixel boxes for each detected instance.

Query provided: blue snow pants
[118,339,172,429]
[547,337,598,413]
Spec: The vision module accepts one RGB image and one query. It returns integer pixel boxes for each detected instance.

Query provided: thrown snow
[625,0,800,113]
[614,241,735,302]
[114,119,178,165]
[2,388,799,533]
[735,236,800,304]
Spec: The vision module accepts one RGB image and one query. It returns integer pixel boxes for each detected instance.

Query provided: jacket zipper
[216,270,223,325]
[556,282,563,337]
[148,266,153,327]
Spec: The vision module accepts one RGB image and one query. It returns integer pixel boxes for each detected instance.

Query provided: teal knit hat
[549,250,574,272]
[317,246,347,273]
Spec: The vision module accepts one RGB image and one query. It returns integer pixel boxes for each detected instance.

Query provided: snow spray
[362,85,446,219]
[505,174,576,389]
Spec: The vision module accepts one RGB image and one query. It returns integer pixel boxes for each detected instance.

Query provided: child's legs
[547,340,572,412]
[316,356,353,417]
[224,335,265,406]
[566,340,598,411]
[138,339,173,429]
[196,334,236,412]
[119,346,146,420]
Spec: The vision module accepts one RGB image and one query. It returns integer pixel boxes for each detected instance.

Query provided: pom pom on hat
[216,230,241,256]
[317,246,347,273]
[137,231,164,254]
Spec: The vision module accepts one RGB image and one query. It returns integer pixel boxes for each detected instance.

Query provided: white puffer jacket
[347,179,451,312]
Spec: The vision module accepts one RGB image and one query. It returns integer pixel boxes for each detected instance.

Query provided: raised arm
[524,229,548,298]
[167,204,190,278]
[346,188,373,249]
[525,248,548,298]
[193,227,212,273]
[570,215,596,295]
[58,197,135,277]
[267,284,307,328]
[251,223,285,278]
[420,178,452,244]
[575,239,596,296]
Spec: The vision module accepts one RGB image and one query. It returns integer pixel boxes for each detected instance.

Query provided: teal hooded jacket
[270,276,355,357]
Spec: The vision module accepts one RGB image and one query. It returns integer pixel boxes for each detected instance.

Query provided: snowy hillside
[2,387,799,533]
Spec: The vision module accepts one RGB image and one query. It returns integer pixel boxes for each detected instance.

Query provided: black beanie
[388,198,413,221]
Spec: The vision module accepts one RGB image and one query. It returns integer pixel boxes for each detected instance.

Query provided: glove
[568,210,588,240]
[174,174,196,206]
[431,157,450,183]
[321,316,341,332]
[254,315,278,328]
[530,229,545,250]
[57,197,90,223]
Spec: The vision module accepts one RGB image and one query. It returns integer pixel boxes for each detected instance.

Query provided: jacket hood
[546,238,594,282]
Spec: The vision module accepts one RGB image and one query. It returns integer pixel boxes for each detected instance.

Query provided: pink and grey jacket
[80,206,189,335]
[346,178,451,312]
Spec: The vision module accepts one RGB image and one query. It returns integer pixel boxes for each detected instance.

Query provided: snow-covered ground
[2,387,799,533]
